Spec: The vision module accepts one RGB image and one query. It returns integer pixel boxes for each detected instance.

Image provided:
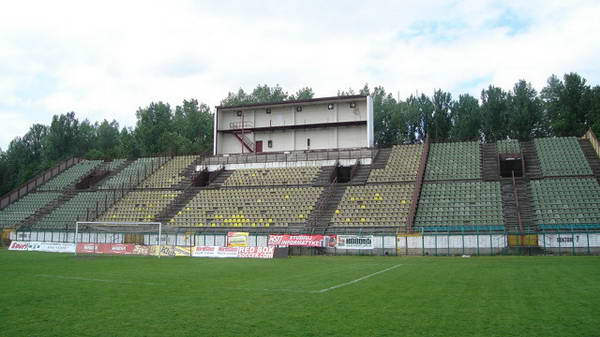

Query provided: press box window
[349,102,356,108]
[266,108,271,114]
[328,104,334,110]
[236,111,242,117]
[268,140,273,148]
[307,138,311,147]
[296,106,302,112]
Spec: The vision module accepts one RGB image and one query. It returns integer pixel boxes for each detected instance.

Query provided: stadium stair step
[312,166,336,186]
[88,159,134,190]
[156,186,202,224]
[307,183,348,231]
[521,141,542,179]
[501,178,537,233]
[174,156,206,189]
[350,163,372,185]
[579,139,600,177]
[481,143,500,181]
[370,148,392,169]
[209,170,233,188]
[17,191,79,230]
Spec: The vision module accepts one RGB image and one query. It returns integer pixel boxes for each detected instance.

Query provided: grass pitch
[1,250,600,337]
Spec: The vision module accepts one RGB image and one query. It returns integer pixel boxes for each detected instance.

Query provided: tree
[173,99,214,154]
[220,84,291,106]
[372,86,400,147]
[507,80,545,140]
[44,112,82,161]
[93,120,121,158]
[406,94,434,141]
[480,86,509,142]
[542,73,591,136]
[430,90,453,140]
[135,102,173,155]
[450,94,480,141]
[291,87,315,100]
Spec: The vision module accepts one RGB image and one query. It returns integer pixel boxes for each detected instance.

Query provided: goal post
[74,221,162,258]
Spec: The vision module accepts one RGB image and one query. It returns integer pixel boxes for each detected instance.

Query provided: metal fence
[9,228,600,256]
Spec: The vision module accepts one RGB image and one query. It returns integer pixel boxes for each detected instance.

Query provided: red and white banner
[268,234,337,247]
[9,241,29,251]
[9,241,76,253]
[193,246,275,259]
[76,243,149,255]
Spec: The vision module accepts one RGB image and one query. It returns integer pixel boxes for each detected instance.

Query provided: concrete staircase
[521,141,542,178]
[18,190,78,229]
[209,170,233,188]
[481,143,499,181]
[350,163,372,185]
[501,178,537,232]
[579,139,600,177]
[156,186,202,223]
[370,148,392,169]
[89,159,133,190]
[307,183,347,231]
[313,166,335,186]
[174,157,205,190]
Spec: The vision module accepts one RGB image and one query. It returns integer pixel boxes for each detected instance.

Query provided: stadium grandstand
[2,96,600,254]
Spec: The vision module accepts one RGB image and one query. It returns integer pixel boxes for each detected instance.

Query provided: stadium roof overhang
[215,95,367,111]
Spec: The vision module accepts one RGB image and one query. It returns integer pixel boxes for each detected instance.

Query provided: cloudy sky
[1,0,599,149]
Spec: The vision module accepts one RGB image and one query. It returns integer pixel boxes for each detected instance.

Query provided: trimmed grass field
[1,250,600,337]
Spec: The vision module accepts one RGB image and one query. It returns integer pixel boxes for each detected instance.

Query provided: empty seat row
[98,157,168,189]
[223,166,320,187]
[415,181,503,228]
[31,191,122,229]
[141,155,198,188]
[170,187,323,227]
[332,184,414,227]
[531,177,600,226]
[0,192,62,228]
[535,137,592,176]
[368,144,422,183]
[425,142,481,180]
[98,190,181,223]
[38,160,104,191]
[497,139,521,155]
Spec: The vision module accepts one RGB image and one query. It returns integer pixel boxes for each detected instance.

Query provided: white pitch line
[316,264,403,293]
[37,274,164,286]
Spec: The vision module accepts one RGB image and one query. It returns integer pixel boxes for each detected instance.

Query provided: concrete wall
[218,125,368,154]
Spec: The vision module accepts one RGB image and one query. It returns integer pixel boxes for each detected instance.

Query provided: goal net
[74,221,163,258]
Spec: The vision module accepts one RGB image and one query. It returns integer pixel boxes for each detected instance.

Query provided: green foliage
[480,85,509,142]
[507,80,545,140]
[450,94,481,141]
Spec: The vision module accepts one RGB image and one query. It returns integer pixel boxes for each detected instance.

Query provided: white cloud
[1,0,600,149]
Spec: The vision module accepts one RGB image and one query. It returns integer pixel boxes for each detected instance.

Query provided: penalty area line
[316,264,403,293]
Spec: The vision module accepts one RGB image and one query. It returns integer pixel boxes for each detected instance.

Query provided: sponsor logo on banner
[192,246,275,259]
[148,246,192,257]
[336,235,374,250]
[11,241,76,253]
[76,243,136,255]
[268,234,337,247]
[9,241,29,251]
[227,232,249,247]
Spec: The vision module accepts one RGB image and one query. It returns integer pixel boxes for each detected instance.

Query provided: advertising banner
[227,232,249,247]
[336,235,374,250]
[9,241,76,253]
[76,243,135,255]
[268,234,337,247]
[192,246,275,259]
[148,245,193,257]
[8,241,29,251]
